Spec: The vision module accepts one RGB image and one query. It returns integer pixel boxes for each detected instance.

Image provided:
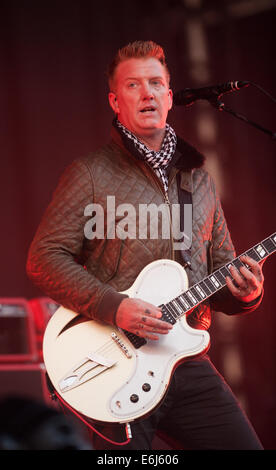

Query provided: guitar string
[162,238,273,318]
[77,237,276,370]
[83,332,131,366]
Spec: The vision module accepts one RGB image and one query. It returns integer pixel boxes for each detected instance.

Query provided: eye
[151,79,163,87]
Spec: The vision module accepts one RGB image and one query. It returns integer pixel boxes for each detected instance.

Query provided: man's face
[109,57,173,139]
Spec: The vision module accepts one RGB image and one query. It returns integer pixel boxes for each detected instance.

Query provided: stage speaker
[28,298,59,360]
[0,298,37,362]
[0,362,53,407]
[28,297,59,332]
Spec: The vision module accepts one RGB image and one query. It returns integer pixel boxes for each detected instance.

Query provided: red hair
[108,40,170,91]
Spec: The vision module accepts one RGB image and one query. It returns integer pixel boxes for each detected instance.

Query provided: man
[27,40,264,449]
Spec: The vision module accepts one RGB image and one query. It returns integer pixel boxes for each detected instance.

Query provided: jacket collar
[171,136,205,172]
[111,124,204,171]
[110,124,205,192]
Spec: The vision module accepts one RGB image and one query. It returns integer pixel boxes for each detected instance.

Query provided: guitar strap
[176,171,192,270]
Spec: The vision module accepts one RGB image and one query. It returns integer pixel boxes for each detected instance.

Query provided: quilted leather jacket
[26,127,262,330]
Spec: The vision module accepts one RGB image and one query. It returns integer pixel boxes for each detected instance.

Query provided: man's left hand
[226,255,265,303]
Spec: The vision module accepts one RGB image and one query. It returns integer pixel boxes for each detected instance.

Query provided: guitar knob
[142,383,151,392]
[130,394,139,403]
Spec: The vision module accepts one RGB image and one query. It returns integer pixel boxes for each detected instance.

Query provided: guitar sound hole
[58,315,90,336]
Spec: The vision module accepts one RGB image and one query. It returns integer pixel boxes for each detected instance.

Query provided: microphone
[173,80,250,106]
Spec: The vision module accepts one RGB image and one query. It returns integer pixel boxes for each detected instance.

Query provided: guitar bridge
[111,333,133,358]
[59,353,117,392]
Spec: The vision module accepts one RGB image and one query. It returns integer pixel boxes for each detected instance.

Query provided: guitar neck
[162,232,276,321]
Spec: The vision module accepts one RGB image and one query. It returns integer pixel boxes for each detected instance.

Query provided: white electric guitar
[43,233,276,424]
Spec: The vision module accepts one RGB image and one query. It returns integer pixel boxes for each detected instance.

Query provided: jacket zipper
[164,190,175,260]
[144,162,175,261]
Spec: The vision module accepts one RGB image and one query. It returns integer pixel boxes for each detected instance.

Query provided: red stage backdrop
[0,1,275,449]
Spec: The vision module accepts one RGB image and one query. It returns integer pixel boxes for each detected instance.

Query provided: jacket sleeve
[208,177,263,315]
[26,158,127,325]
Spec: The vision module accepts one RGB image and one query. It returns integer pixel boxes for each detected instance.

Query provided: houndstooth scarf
[115,119,177,194]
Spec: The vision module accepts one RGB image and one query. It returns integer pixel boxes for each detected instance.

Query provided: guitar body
[43,259,210,424]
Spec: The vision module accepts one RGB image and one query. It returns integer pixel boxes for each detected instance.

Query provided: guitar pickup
[59,353,117,392]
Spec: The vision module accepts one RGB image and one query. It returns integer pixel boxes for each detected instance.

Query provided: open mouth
[140,107,156,113]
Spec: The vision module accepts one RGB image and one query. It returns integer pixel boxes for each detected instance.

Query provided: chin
[138,120,163,130]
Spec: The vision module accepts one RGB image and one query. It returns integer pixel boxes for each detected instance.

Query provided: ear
[109,92,120,114]
[168,89,173,110]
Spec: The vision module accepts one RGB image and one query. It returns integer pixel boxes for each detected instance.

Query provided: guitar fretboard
[161,232,276,324]
[124,233,276,349]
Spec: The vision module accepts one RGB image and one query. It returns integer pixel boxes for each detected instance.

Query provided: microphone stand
[210,98,276,140]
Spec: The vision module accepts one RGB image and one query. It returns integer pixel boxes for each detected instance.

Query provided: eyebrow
[124,76,165,82]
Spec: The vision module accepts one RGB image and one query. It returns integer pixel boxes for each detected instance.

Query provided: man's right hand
[115,297,173,340]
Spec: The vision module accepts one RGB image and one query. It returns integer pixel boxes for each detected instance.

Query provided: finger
[141,314,173,330]
[142,313,161,323]
[141,331,160,341]
[134,318,172,340]
[240,255,264,281]
[145,323,172,335]
[229,265,248,290]
[239,268,259,292]
[229,259,261,292]
[134,326,161,341]
[137,323,172,339]
[226,269,259,301]
[225,275,242,296]
[143,308,163,319]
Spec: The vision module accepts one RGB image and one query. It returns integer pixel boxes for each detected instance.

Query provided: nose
[141,81,154,100]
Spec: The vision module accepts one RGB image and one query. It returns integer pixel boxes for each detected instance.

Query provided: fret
[182,292,195,309]
[255,243,267,259]
[245,248,260,262]
[178,294,192,311]
[209,274,221,289]
[262,237,276,254]
[123,331,146,348]
[219,266,231,281]
[172,299,183,314]
[162,233,275,321]
[232,258,244,270]
[190,286,202,303]
[165,302,178,319]
[198,280,212,296]
[204,278,217,294]
[176,297,187,312]
[227,262,234,271]
[160,305,177,325]
[212,270,226,286]
[195,284,207,299]
[186,290,198,306]
[227,262,244,281]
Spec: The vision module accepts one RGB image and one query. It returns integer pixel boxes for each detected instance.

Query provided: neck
[136,128,166,151]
